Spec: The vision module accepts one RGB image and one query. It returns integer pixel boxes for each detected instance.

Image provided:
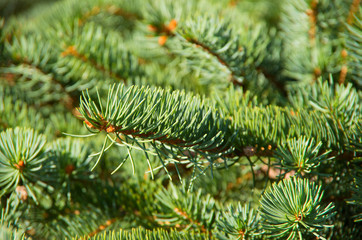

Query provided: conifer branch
[347,0,361,25]
[185,37,243,87]
[61,45,126,83]
[85,218,116,238]
[173,207,209,234]
[255,66,288,97]
[339,0,361,85]
[78,5,141,26]
[1,1,360,238]
[306,0,318,47]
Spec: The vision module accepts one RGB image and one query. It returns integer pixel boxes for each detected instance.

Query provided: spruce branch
[1,35,77,107]
[0,201,26,240]
[60,45,125,83]
[345,6,362,88]
[347,122,362,222]
[0,127,49,202]
[347,0,361,25]
[216,203,261,240]
[78,83,236,172]
[78,227,210,240]
[78,4,142,26]
[47,138,97,200]
[273,136,332,176]
[156,183,216,234]
[260,177,335,240]
[0,88,45,132]
[174,16,290,98]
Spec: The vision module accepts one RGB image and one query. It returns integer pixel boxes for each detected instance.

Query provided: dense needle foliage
[0,0,361,239]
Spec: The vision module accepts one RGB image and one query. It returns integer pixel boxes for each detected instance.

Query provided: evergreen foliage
[0,0,361,239]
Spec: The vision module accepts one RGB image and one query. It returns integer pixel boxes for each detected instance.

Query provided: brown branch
[83,218,116,239]
[173,207,209,234]
[61,45,126,82]
[185,37,243,86]
[78,5,141,26]
[339,0,360,84]
[306,0,322,82]
[347,0,361,25]
[339,64,348,85]
[256,67,288,97]
[6,60,76,110]
[306,0,318,47]
[229,0,239,7]
[84,117,277,160]
[185,38,289,96]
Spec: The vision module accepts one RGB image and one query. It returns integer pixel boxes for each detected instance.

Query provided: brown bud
[158,35,168,46]
[314,67,321,77]
[65,164,75,175]
[14,160,25,171]
[167,19,178,31]
[243,146,256,157]
[341,49,348,58]
[106,125,116,133]
[84,119,95,129]
[148,24,158,32]
[16,185,28,201]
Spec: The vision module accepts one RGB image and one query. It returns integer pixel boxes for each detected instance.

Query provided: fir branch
[260,177,335,239]
[0,127,48,202]
[61,45,126,83]
[339,0,361,85]
[156,183,216,234]
[173,207,209,234]
[3,62,75,108]
[1,35,78,107]
[80,227,210,240]
[255,66,288,97]
[85,218,116,238]
[78,5,141,26]
[347,0,361,25]
[185,37,243,87]
[216,203,261,240]
[306,0,318,47]
[345,6,362,88]
[79,84,236,167]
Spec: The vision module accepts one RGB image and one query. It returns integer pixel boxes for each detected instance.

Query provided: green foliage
[345,6,362,88]
[260,177,335,239]
[156,183,217,233]
[0,127,48,201]
[80,227,210,240]
[274,136,332,176]
[79,83,235,175]
[0,204,26,240]
[217,203,261,240]
[0,0,360,239]
[347,123,362,222]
